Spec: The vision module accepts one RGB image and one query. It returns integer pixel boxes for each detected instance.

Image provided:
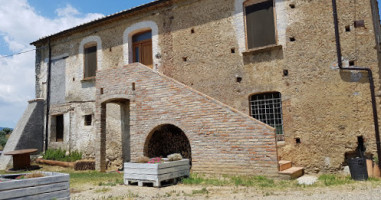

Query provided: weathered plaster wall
[32,0,381,172]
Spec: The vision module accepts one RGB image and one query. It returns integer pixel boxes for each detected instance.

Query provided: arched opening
[123,21,160,71]
[100,99,130,171]
[144,124,192,164]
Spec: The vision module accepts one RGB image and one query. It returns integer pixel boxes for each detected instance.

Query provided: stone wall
[95,63,278,175]
[31,0,381,172]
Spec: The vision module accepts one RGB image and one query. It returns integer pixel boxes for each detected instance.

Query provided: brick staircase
[95,63,279,175]
[278,160,304,179]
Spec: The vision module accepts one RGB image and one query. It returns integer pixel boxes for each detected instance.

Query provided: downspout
[44,39,52,151]
[332,0,381,168]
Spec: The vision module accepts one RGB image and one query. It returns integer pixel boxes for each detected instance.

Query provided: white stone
[297,175,318,185]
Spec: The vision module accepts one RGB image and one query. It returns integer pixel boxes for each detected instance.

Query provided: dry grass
[25,172,45,179]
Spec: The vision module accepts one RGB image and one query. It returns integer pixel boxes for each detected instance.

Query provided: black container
[347,157,368,181]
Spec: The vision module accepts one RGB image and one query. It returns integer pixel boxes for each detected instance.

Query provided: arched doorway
[99,99,130,171]
[144,124,191,164]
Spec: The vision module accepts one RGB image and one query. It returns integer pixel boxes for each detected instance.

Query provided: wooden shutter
[141,40,153,68]
[246,0,276,49]
[84,46,97,78]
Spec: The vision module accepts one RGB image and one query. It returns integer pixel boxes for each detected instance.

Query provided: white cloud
[56,4,80,17]
[0,0,104,127]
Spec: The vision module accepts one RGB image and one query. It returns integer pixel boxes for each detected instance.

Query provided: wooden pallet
[125,176,183,187]
[0,171,70,200]
[124,159,190,188]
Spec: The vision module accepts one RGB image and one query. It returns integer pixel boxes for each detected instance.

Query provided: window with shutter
[245,0,276,49]
[84,45,97,78]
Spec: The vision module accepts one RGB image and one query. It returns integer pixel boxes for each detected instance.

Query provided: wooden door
[133,39,153,68]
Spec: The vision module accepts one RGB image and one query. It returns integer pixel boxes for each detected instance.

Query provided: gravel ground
[71,181,381,200]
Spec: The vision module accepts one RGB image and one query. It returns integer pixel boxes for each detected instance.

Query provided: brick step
[279,167,304,179]
[278,160,292,171]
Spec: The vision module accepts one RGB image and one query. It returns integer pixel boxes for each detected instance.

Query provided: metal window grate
[250,92,284,140]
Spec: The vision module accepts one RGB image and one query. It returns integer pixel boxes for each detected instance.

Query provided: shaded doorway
[132,30,153,68]
[144,124,192,164]
[100,99,130,171]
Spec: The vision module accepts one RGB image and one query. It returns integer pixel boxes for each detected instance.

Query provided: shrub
[43,149,82,162]
[0,129,9,148]
[0,136,7,149]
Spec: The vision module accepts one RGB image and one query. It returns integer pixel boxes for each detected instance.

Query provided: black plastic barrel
[347,157,368,181]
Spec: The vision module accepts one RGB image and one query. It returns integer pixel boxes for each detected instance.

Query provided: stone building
[2,0,380,175]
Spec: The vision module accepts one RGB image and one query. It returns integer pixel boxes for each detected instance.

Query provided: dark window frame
[84,115,92,126]
[83,43,97,80]
[54,114,64,142]
[244,0,278,50]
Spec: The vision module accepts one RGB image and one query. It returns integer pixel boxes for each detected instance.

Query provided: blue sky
[29,1,154,19]
[0,0,154,56]
[0,0,153,128]
[0,0,380,128]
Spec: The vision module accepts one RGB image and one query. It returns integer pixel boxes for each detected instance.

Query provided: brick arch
[99,94,135,105]
[143,124,192,164]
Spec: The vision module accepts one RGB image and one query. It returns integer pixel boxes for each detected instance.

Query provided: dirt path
[71,181,381,200]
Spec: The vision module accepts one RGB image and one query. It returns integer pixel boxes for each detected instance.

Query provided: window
[55,115,64,142]
[132,31,153,68]
[244,0,276,49]
[250,92,284,141]
[84,115,92,126]
[84,45,97,78]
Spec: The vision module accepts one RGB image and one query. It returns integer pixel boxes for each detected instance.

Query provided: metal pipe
[44,39,52,151]
[332,0,343,69]
[332,0,381,168]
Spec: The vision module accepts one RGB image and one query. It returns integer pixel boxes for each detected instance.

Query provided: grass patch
[181,174,277,188]
[318,174,354,186]
[98,178,124,186]
[231,176,275,187]
[181,173,381,189]
[192,187,209,195]
[181,173,229,186]
[95,187,111,193]
[43,148,82,162]
[70,171,123,188]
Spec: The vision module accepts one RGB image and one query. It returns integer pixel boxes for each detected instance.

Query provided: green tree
[0,128,12,149]
[2,128,12,135]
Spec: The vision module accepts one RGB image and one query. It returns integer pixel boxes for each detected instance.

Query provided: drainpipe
[44,39,52,151]
[332,0,381,168]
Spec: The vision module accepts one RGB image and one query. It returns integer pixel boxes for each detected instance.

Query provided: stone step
[279,167,304,179]
[279,160,292,171]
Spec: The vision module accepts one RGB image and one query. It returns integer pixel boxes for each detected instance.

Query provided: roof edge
[30,0,170,46]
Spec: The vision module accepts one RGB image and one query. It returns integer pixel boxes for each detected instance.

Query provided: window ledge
[243,44,282,55]
[81,77,96,82]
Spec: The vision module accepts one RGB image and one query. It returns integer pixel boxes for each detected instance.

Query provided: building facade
[31,0,381,174]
